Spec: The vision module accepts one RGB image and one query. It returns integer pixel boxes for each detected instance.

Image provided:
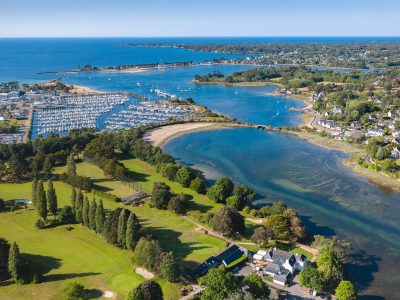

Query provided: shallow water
[164,128,400,299]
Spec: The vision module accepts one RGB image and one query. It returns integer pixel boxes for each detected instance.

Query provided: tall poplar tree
[75,190,83,223]
[126,212,141,250]
[8,242,22,283]
[66,153,76,175]
[89,199,97,230]
[36,180,48,221]
[117,209,129,248]
[47,180,58,216]
[71,188,76,216]
[95,199,105,234]
[82,196,90,227]
[31,178,38,207]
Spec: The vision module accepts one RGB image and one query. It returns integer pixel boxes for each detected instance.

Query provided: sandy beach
[145,122,241,147]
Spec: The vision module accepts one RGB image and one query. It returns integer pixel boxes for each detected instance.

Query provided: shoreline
[145,122,245,148]
[282,128,400,192]
[148,120,400,193]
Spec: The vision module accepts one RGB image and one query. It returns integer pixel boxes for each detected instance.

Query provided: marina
[104,101,195,130]
[32,93,128,137]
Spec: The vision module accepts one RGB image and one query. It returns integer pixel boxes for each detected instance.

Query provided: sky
[1,0,399,37]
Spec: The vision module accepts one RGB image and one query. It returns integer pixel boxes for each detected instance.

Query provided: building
[192,245,249,277]
[253,247,307,286]
[120,192,148,206]
[367,128,385,138]
[391,148,400,159]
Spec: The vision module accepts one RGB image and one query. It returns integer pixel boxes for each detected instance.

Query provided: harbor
[31,93,129,138]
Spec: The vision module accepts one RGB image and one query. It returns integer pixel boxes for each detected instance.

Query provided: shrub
[35,219,45,229]
[61,281,87,300]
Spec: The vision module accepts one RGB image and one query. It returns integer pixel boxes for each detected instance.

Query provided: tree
[8,242,22,283]
[167,194,188,215]
[66,153,77,175]
[251,226,271,247]
[47,180,58,216]
[284,209,306,241]
[95,199,105,234]
[210,207,245,236]
[151,182,171,209]
[0,199,5,211]
[36,180,48,221]
[299,265,325,292]
[31,178,38,207]
[316,246,342,287]
[242,273,270,299]
[126,212,141,251]
[226,195,245,210]
[0,237,10,277]
[159,252,179,282]
[75,190,84,223]
[233,184,256,203]
[103,208,122,245]
[117,209,130,248]
[61,281,87,300]
[132,238,163,271]
[158,163,179,181]
[58,205,75,224]
[265,214,291,240]
[71,188,77,216]
[335,280,357,300]
[89,199,96,230]
[200,267,240,300]
[175,166,195,187]
[189,177,206,194]
[312,235,351,259]
[82,197,90,227]
[128,280,163,300]
[375,147,389,160]
[206,176,234,203]
[42,157,52,179]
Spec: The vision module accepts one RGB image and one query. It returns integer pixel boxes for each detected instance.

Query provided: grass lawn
[0,182,180,300]
[121,157,223,213]
[0,158,228,299]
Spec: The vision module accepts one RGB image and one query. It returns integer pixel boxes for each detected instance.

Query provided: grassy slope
[0,159,227,300]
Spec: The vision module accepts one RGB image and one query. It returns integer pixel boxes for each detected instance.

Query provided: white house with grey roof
[253,247,308,286]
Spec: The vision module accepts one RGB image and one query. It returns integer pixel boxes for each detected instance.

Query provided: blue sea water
[2,37,400,298]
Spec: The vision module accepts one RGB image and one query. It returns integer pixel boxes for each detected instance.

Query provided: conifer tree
[95,199,105,234]
[66,153,76,175]
[75,190,83,223]
[32,178,38,207]
[82,196,90,227]
[159,252,179,282]
[117,209,129,247]
[71,188,76,216]
[126,212,141,250]
[36,180,48,221]
[89,199,97,230]
[47,180,58,216]
[8,242,22,283]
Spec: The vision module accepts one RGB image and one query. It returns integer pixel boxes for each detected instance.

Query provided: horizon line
[1,35,400,39]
